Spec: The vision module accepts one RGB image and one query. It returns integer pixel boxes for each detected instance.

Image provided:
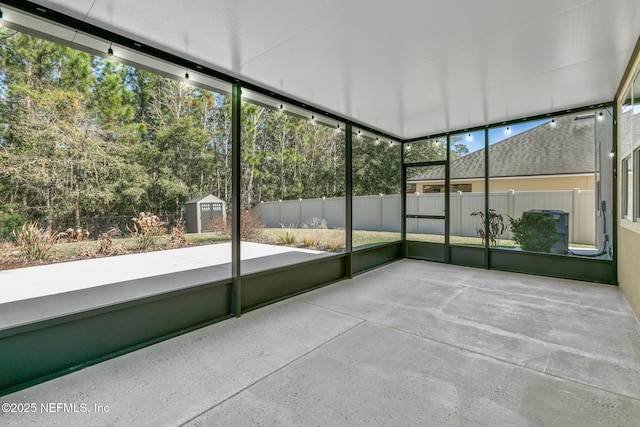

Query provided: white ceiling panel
[25,0,640,139]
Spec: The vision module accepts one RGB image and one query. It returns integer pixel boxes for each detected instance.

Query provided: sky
[458,119,549,153]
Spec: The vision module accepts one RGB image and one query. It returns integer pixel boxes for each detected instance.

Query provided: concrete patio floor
[1,260,639,426]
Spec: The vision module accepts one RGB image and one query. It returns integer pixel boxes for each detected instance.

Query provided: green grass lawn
[257,227,346,250]
[406,233,517,247]
[259,228,403,249]
[353,230,401,247]
[0,227,597,269]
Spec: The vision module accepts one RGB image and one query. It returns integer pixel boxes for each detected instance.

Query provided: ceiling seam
[82,0,98,22]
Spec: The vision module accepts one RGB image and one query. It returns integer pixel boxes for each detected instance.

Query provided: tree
[2,87,132,227]
[353,137,401,196]
[0,26,427,235]
[148,117,213,215]
[91,59,135,131]
[404,136,468,163]
[1,30,103,228]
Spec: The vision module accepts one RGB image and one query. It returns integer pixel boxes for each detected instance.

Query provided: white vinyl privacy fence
[254,190,596,245]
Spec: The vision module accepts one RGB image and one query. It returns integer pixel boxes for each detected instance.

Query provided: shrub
[210,216,229,236]
[13,222,60,261]
[210,211,265,240]
[63,227,90,242]
[76,246,96,258]
[128,212,166,251]
[509,213,559,253]
[97,232,113,255]
[108,244,128,256]
[239,210,265,239]
[303,217,327,230]
[0,212,29,242]
[171,220,188,248]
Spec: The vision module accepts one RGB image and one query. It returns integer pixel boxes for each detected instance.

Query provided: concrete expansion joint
[300,299,370,323]
[438,287,468,311]
[451,277,625,312]
[360,321,640,403]
[471,287,632,317]
[177,318,366,426]
[299,292,640,402]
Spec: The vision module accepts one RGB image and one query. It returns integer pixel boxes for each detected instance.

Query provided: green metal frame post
[484,128,490,269]
[345,124,353,278]
[611,105,618,284]
[401,143,407,256]
[231,83,242,316]
[445,136,451,263]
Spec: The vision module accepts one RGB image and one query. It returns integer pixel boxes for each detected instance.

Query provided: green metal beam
[231,83,242,316]
[445,135,451,263]
[346,124,353,278]
[401,146,407,257]
[612,105,618,285]
[484,128,490,269]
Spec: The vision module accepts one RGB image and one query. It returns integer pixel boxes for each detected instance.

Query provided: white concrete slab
[0,242,323,304]
[189,322,640,427]
[0,298,362,426]
[1,260,638,426]
[300,260,640,399]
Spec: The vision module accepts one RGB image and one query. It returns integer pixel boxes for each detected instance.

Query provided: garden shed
[184,195,226,233]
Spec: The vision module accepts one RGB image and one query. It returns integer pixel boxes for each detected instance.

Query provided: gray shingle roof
[409,114,595,182]
[185,194,226,205]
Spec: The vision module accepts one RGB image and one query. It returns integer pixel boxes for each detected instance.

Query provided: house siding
[615,34,640,321]
[488,176,595,192]
[416,175,595,193]
[618,225,640,318]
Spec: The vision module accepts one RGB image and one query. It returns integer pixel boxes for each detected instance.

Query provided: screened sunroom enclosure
[403,109,614,282]
[0,1,632,396]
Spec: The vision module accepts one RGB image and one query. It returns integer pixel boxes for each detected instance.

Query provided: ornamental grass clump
[302,236,318,247]
[278,224,297,244]
[321,229,346,251]
[13,222,60,261]
[303,217,327,248]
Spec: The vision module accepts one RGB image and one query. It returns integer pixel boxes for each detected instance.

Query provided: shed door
[201,202,223,232]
